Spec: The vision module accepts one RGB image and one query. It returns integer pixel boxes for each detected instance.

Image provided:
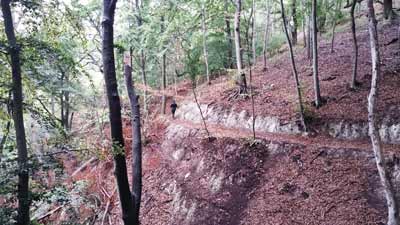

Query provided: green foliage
[267,33,286,56]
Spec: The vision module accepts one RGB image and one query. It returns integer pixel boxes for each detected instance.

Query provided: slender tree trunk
[65,74,70,130]
[330,22,337,53]
[161,16,167,114]
[247,0,257,140]
[302,13,306,47]
[330,0,341,53]
[367,1,399,225]
[201,1,211,85]
[0,121,11,160]
[60,72,65,128]
[312,0,322,107]
[101,1,136,224]
[135,0,148,116]
[1,1,30,224]
[307,12,312,60]
[262,0,271,70]
[124,53,142,224]
[225,0,234,69]
[384,0,393,20]
[280,0,307,131]
[192,84,211,139]
[350,0,359,89]
[234,0,247,94]
[291,0,298,45]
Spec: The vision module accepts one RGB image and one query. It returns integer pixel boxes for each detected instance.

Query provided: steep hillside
[41,16,400,225]
[131,16,400,225]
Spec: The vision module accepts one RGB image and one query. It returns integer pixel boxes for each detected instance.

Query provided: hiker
[170,100,178,119]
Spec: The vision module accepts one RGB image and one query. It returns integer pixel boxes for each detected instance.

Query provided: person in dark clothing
[170,100,178,119]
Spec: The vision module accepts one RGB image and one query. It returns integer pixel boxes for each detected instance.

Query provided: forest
[0,0,400,224]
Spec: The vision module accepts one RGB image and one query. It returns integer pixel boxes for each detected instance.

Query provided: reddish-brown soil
[40,15,400,225]
[192,17,400,125]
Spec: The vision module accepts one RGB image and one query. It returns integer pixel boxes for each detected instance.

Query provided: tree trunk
[135,0,148,116]
[0,121,11,160]
[249,0,256,139]
[192,84,211,139]
[234,0,247,94]
[330,0,341,53]
[1,0,30,224]
[225,0,234,69]
[124,53,142,224]
[350,0,359,89]
[280,0,307,131]
[367,1,399,225]
[312,0,322,107]
[161,16,167,114]
[307,12,312,60]
[291,0,297,45]
[65,74,70,131]
[201,2,211,85]
[101,1,136,224]
[302,11,306,47]
[384,0,393,20]
[262,0,271,70]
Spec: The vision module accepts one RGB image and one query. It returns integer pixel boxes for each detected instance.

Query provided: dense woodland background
[0,0,400,224]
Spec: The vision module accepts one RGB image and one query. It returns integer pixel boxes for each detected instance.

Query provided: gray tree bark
[312,0,322,107]
[161,16,167,114]
[330,0,342,53]
[262,0,271,70]
[135,0,148,116]
[201,1,211,85]
[384,0,393,20]
[280,0,307,131]
[367,1,399,225]
[234,0,247,94]
[291,0,298,45]
[225,0,234,69]
[350,0,359,89]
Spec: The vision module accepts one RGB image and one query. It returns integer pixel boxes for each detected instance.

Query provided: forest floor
[41,14,400,225]
[191,15,400,126]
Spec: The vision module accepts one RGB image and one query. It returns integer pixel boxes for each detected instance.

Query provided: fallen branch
[36,205,63,221]
[71,157,97,177]
[101,188,117,225]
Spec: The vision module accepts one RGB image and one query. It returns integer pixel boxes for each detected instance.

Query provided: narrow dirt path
[164,116,399,153]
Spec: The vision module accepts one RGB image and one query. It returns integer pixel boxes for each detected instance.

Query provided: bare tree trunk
[302,13,306,47]
[191,84,211,139]
[248,0,256,139]
[280,0,307,131]
[312,0,322,107]
[161,16,167,114]
[384,0,393,20]
[262,0,271,71]
[124,53,142,224]
[367,1,399,225]
[135,0,148,116]
[350,0,359,89]
[1,0,30,224]
[307,12,312,60]
[0,121,10,160]
[65,74,70,131]
[291,0,298,45]
[234,0,247,94]
[330,0,341,53]
[225,0,234,69]
[101,1,136,224]
[201,1,211,85]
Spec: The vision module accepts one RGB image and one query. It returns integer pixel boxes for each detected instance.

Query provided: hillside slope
[42,15,400,225]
